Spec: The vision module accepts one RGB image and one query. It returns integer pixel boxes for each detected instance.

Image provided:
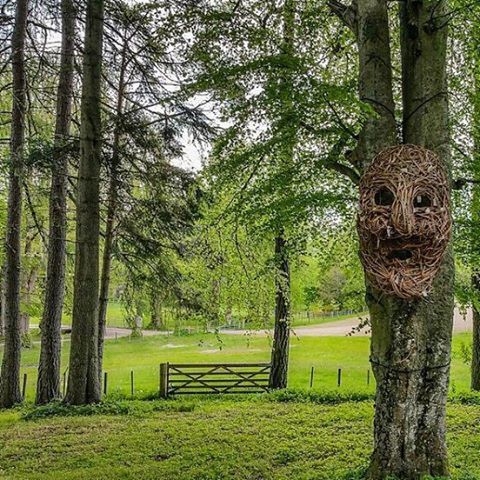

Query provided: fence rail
[159,362,271,397]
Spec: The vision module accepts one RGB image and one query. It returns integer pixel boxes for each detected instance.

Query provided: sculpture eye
[374,187,394,206]
[413,194,431,208]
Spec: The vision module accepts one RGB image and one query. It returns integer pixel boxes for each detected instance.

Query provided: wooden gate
[159,362,271,397]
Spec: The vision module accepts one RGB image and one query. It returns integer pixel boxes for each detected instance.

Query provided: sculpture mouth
[387,249,413,261]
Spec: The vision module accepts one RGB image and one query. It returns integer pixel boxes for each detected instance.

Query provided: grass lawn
[8,330,474,401]
[0,332,477,479]
[0,396,479,479]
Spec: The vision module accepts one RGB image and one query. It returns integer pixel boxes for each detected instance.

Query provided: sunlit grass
[5,330,473,401]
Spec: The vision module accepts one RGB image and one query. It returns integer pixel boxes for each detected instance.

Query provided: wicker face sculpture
[357,144,451,299]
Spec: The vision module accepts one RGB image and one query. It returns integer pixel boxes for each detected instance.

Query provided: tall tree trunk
[36,0,76,404]
[268,0,295,390]
[472,275,480,390]
[64,0,104,405]
[471,16,480,392]
[0,0,29,408]
[97,38,127,381]
[369,1,453,477]
[329,0,453,477]
[0,265,6,337]
[269,232,290,389]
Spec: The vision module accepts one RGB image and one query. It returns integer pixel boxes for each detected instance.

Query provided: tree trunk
[64,0,104,405]
[36,0,76,404]
[269,232,291,389]
[0,0,29,408]
[0,265,6,337]
[268,0,295,390]
[471,16,480,392]
[149,290,164,330]
[329,0,453,477]
[97,38,127,381]
[472,274,480,390]
[367,1,453,478]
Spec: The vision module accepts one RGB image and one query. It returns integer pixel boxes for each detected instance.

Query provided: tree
[36,0,76,405]
[329,0,453,477]
[0,0,29,408]
[64,0,104,405]
[269,0,296,390]
[96,0,213,376]
[184,0,358,388]
[467,3,480,391]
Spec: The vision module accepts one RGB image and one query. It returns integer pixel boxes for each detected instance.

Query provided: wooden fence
[159,362,271,397]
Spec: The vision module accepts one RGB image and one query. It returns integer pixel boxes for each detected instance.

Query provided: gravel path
[30,308,472,340]
[219,307,473,337]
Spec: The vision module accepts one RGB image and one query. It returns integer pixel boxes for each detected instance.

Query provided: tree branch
[327,0,358,34]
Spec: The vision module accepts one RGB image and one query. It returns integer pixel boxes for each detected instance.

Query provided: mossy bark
[329,0,453,477]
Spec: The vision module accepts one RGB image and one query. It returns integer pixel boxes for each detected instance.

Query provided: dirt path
[30,308,472,340]
[219,307,473,337]
[103,326,170,339]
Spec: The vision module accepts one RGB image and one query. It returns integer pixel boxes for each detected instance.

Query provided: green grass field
[0,395,479,479]
[0,331,477,479]
[8,330,474,401]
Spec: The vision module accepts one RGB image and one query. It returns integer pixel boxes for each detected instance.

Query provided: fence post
[309,366,314,389]
[62,369,68,397]
[130,370,134,396]
[22,373,27,400]
[337,368,342,387]
[159,363,169,398]
[104,372,108,396]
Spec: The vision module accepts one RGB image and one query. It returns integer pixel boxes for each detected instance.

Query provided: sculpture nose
[391,198,415,236]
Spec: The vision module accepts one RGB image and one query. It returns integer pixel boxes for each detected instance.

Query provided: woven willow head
[357,144,451,299]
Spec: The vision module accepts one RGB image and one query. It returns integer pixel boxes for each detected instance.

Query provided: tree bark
[0,265,6,337]
[330,0,453,477]
[269,232,291,389]
[268,0,295,390]
[0,0,29,408]
[64,0,104,405]
[36,0,76,405]
[472,274,480,390]
[97,39,127,381]
[368,1,453,478]
[471,15,480,392]
[149,290,164,330]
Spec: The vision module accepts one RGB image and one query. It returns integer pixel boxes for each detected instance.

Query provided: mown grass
[0,395,479,479]
[0,327,477,479]
[6,329,474,401]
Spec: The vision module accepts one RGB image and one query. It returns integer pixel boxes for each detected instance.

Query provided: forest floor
[0,394,479,479]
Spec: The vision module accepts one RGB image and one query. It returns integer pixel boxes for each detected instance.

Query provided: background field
[10,329,473,401]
